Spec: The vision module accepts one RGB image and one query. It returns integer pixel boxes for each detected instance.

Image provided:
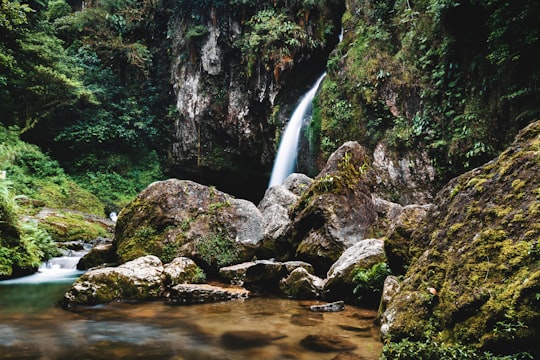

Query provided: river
[0,255,383,359]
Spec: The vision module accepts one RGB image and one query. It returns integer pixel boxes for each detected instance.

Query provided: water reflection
[0,259,382,360]
[0,293,382,359]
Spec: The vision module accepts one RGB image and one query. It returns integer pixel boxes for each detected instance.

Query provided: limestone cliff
[168,1,344,199]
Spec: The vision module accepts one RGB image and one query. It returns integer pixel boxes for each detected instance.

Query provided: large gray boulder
[283,142,379,275]
[323,239,386,301]
[113,179,264,272]
[64,255,165,307]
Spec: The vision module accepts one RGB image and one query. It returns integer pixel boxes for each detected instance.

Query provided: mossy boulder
[113,179,264,273]
[380,121,540,357]
[33,208,113,243]
[283,142,378,275]
[64,255,165,307]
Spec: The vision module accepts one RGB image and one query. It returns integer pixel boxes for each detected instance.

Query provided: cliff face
[167,1,344,199]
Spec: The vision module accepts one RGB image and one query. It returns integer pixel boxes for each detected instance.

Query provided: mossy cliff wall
[381,120,540,357]
[309,0,539,186]
[167,1,344,197]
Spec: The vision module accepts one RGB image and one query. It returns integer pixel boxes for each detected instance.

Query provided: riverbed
[0,257,383,360]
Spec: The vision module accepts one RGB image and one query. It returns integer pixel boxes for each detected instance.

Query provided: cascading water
[268,73,326,187]
[0,250,86,285]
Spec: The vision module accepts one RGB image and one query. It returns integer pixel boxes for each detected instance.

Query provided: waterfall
[0,251,86,284]
[268,73,326,187]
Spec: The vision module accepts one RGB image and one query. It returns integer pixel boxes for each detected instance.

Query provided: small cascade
[0,250,86,285]
[268,73,326,187]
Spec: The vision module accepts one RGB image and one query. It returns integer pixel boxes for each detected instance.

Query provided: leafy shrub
[352,262,392,305]
[382,338,533,360]
[195,232,239,268]
[0,182,58,278]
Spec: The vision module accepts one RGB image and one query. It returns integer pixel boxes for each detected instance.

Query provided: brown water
[0,274,382,359]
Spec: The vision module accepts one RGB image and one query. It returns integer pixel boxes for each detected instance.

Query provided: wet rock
[220,330,287,349]
[323,239,386,301]
[163,257,206,286]
[219,259,284,290]
[113,179,264,271]
[280,267,325,299]
[167,283,249,304]
[310,301,345,312]
[218,261,256,285]
[286,142,378,275]
[77,243,115,270]
[64,255,164,307]
[300,334,357,352]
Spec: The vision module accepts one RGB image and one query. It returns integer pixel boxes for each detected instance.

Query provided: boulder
[284,142,378,275]
[384,204,433,274]
[64,255,164,307]
[258,184,297,256]
[380,121,540,356]
[76,243,115,270]
[282,173,313,196]
[113,179,265,272]
[310,300,345,312]
[282,260,314,274]
[219,260,284,291]
[371,142,435,205]
[300,334,357,352]
[279,267,325,299]
[163,257,206,286]
[167,283,249,304]
[323,239,386,301]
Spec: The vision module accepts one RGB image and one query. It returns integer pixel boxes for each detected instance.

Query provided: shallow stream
[0,256,382,360]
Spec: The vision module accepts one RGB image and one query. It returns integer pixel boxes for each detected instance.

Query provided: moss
[38,212,108,242]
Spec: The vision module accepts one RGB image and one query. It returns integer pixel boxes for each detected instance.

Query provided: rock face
[371,143,435,205]
[323,239,386,301]
[64,255,165,307]
[113,179,264,272]
[380,121,540,356]
[282,142,378,275]
[168,3,342,196]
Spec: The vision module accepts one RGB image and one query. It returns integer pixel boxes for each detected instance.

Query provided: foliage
[195,232,240,268]
[352,262,392,305]
[0,181,58,277]
[382,338,533,360]
[0,124,105,215]
[312,0,540,182]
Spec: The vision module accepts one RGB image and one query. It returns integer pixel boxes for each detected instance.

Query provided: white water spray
[268,73,326,187]
[0,251,86,284]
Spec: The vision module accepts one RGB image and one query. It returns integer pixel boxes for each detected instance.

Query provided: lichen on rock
[380,120,540,357]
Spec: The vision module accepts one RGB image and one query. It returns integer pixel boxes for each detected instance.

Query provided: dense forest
[1,0,539,357]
